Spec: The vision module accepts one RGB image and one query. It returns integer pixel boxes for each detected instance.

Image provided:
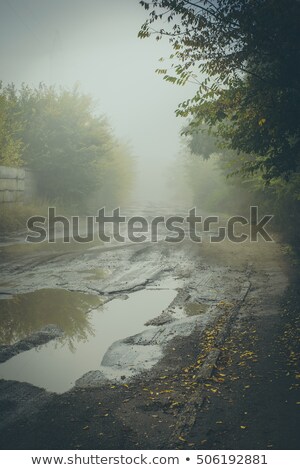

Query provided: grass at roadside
[0,201,104,259]
[0,202,50,235]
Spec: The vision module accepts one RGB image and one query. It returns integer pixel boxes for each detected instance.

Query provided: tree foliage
[174,130,300,250]
[139,0,300,181]
[0,82,24,167]
[0,83,134,206]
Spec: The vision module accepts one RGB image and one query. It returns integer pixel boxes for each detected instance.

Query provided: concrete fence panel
[0,165,36,204]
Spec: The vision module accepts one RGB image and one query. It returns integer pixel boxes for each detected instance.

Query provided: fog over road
[0,0,195,204]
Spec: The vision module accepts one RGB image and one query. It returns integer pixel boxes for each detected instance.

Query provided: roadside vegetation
[140,0,300,254]
[0,83,134,234]
[0,202,49,235]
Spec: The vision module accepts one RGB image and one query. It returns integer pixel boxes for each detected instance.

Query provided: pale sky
[0,0,195,202]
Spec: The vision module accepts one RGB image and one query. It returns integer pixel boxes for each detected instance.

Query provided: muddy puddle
[0,282,179,393]
[184,302,209,316]
[0,289,101,346]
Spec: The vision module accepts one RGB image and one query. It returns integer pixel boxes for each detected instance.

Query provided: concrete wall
[0,166,36,203]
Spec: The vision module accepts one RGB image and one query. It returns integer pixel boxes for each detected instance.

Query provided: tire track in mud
[169,277,252,445]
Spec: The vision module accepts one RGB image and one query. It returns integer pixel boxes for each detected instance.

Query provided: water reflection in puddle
[0,289,101,346]
[0,283,178,393]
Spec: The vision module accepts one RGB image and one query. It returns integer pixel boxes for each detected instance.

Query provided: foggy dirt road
[0,209,299,449]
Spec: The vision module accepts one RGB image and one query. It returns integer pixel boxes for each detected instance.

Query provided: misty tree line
[140,0,300,250]
[0,82,133,208]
